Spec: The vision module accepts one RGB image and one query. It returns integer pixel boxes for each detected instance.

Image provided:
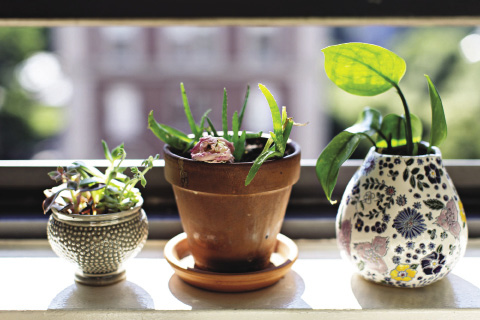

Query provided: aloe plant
[148,83,300,186]
[317,42,447,203]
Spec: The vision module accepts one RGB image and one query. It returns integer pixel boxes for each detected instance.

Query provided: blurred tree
[0,28,51,159]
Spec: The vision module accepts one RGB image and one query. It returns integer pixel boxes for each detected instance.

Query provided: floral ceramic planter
[337,146,468,288]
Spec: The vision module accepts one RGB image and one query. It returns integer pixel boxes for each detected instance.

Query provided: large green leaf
[425,75,447,149]
[316,131,365,203]
[322,42,406,96]
[258,83,285,154]
[376,113,422,148]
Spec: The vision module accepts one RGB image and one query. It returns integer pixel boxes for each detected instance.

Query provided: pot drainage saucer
[164,233,298,293]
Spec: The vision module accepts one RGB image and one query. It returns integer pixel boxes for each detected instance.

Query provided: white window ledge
[1,239,480,320]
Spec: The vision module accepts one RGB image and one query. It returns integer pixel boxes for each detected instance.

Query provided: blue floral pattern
[421,252,446,275]
[392,207,427,239]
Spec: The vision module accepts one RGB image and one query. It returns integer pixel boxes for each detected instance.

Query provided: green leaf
[233,130,246,162]
[424,199,445,210]
[102,140,112,162]
[316,131,365,204]
[376,113,422,148]
[232,111,240,146]
[147,111,192,150]
[245,132,263,139]
[180,82,199,137]
[79,177,104,187]
[206,117,219,137]
[410,114,423,145]
[425,75,447,150]
[238,85,250,128]
[42,188,68,214]
[222,88,229,139]
[111,143,125,161]
[322,42,406,96]
[282,118,294,148]
[197,109,211,138]
[71,161,105,179]
[245,145,282,186]
[258,83,284,154]
[347,107,382,136]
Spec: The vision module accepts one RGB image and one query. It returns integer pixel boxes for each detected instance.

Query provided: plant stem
[394,84,414,155]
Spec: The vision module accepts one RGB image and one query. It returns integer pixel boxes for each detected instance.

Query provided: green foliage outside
[0,28,64,159]
[326,27,477,159]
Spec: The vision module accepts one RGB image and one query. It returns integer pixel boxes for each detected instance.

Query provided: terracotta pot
[47,199,148,286]
[164,138,301,273]
[336,146,468,287]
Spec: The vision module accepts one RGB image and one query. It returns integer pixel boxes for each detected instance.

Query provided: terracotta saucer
[164,233,298,293]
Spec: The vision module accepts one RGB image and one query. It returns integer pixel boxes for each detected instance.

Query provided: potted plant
[148,83,302,275]
[316,42,468,288]
[43,141,158,286]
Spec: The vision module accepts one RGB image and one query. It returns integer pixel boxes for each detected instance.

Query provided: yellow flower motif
[459,200,467,225]
[390,264,417,282]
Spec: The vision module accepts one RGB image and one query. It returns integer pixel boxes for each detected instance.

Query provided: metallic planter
[164,139,301,273]
[47,200,148,286]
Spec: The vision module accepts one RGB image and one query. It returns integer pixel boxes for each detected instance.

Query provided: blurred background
[0,26,478,160]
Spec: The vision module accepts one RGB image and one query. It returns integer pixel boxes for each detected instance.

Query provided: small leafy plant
[316,42,448,203]
[43,141,159,215]
[148,83,301,186]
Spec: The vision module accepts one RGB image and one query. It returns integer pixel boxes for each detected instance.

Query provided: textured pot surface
[337,147,468,288]
[164,139,301,273]
[47,201,148,284]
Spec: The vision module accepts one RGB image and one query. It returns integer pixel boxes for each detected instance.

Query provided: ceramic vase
[336,146,468,287]
[47,200,148,286]
[163,138,301,273]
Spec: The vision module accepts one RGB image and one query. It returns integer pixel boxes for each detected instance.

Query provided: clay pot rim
[51,197,143,222]
[163,138,301,166]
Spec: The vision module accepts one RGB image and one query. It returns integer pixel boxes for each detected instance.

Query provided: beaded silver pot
[47,199,148,286]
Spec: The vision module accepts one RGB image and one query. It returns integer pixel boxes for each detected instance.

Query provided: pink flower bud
[191,136,235,163]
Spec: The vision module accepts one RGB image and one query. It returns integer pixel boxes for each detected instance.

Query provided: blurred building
[53,26,330,159]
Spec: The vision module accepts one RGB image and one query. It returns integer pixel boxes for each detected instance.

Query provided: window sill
[1,238,480,319]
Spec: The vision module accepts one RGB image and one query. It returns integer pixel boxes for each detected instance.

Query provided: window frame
[0,1,480,21]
